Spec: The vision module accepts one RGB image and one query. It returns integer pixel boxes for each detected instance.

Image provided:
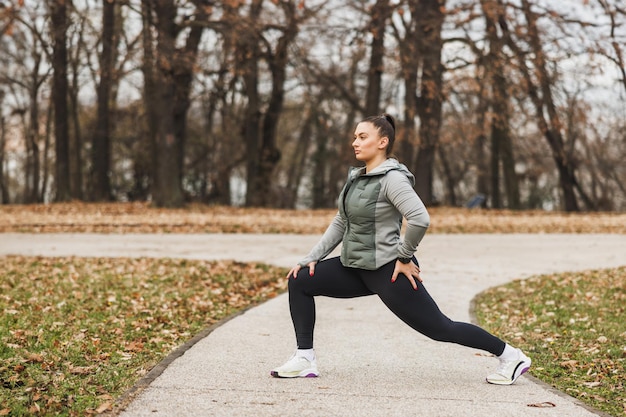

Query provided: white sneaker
[270,354,319,378]
[486,349,531,385]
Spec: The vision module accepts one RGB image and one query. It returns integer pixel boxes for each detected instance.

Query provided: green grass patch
[0,256,287,416]
[474,266,626,417]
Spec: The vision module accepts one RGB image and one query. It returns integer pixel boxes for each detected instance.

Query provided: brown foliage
[0,203,625,234]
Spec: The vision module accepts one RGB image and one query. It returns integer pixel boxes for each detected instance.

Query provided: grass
[0,256,287,416]
[474,266,626,417]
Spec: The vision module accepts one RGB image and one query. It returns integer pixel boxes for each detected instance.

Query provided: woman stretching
[270,114,531,385]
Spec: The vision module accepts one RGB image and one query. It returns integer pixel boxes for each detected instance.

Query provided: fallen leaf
[527,402,556,408]
[95,402,112,413]
[26,353,44,363]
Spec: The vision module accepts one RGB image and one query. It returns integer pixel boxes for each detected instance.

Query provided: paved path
[1,233,625,417]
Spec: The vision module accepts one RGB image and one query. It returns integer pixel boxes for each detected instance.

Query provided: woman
[271,114,531,385]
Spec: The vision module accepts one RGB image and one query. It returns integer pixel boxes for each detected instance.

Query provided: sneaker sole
[270,370,318,378]
[486,358,531,385]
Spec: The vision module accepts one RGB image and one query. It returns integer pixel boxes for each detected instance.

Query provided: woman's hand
[391,260,422,290]
[286,261,317,279]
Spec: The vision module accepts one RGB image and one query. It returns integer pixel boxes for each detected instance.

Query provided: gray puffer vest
[299,159,430,270]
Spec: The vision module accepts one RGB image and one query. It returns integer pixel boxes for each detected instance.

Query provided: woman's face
[352,122,388,163]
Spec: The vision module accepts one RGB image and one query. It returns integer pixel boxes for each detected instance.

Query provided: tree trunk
[243,1,297,207]
[400,88,417,169]
[255,65,287,206]
[150,0,205,207]
[91,0,116,201]
[21,39,45,203]
[49,0,72,202]
[230,1,262,207]
[365,0,391,116]
[41,103,53,202]
[26,82,41,203]
[489,120,502,208]
[491,14,517,211]
[69,56,83,200]
[395,0,420,168]
[203,69,237,206]
[499,121,520,208]
[413,0,445,206]
[152,1,182,207]
[284,104,315,208]
[0,92,7,203]
[437,146,457,206]
[240,37,262,206]
[473,80,489,206]
[312,121,328,209]
[481,0,502,209]
[482,0,520,209]
[149,0,183,207]
[138,0,157,202]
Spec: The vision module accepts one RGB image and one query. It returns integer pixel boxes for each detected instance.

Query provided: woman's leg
[361,261,505,355]
[288,257,374,349]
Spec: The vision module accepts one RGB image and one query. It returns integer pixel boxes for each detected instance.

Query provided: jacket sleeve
[383,171,430,259]
[298,212,346,266]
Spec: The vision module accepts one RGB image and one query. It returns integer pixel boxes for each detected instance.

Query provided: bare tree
[91,0,118,201]
[67,7,86,200]
[146,0,207,208]
[509,0,589,211]
[229,0,311,207]
[290,22,366,208]
[596,0,626,94]
[365,0,392,115]
[481,0,520,209]
[385,0,447,205]
[392,0,420,169]
[281,98,318,208]
[49,0,72,202]
[413,0,445,206]
[0,88,7,203]
[0,6,51,203]
[473,73,489,207]
[194,30,249,206]
[136,0,157,202]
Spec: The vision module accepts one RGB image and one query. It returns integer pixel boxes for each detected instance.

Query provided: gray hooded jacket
[299,158,430,270]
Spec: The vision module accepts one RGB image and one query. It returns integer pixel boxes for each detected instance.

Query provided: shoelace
[495,358,515,374]
[288,356,309,366]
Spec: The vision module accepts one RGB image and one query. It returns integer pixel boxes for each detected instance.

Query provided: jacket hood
[349,158,415,186]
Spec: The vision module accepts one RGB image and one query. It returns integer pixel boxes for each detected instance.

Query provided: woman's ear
[378,136,389,150]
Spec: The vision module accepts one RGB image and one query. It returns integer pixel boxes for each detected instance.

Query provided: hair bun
[383,113,395,131]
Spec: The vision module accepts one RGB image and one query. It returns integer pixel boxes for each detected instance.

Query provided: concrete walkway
[1,233,625,417]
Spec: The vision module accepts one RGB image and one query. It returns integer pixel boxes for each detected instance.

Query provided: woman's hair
[361,113,396,156]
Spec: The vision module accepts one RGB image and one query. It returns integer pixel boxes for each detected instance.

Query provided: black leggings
[289,257,505,356]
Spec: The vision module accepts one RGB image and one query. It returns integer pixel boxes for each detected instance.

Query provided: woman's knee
[288,268,312,291]
[426,329,455,343]
[407,317,457,343]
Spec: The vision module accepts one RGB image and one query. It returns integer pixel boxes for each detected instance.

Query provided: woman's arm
[383,170,430,259]
[297,212,346,267]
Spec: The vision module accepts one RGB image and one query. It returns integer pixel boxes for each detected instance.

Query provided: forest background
[0,0,625,211]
